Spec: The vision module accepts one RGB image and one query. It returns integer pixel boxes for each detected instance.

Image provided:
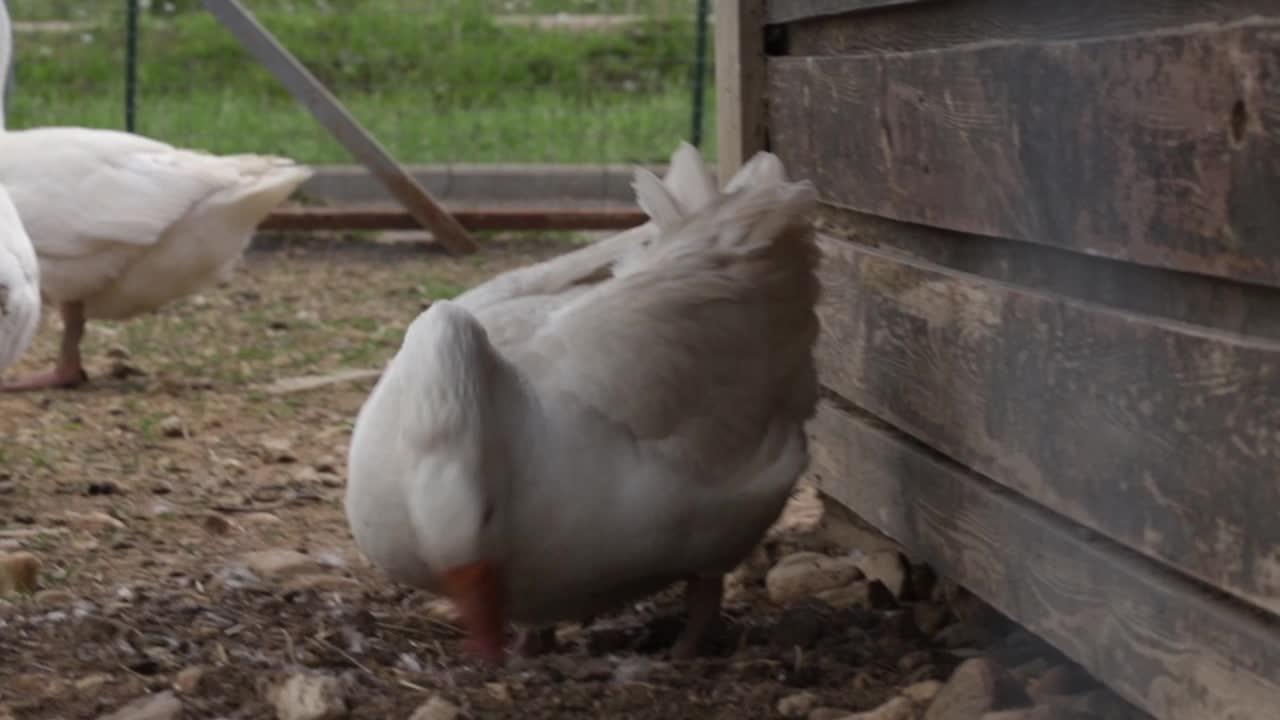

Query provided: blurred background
[4,0,714,164]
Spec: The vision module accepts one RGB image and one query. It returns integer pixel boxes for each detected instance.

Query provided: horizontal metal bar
[261,206,648,232]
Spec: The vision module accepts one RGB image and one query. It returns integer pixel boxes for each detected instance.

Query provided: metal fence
[5,0,714,167]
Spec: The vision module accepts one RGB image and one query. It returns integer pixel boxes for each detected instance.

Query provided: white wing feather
[0,128,249,259]
[0,184,40,374]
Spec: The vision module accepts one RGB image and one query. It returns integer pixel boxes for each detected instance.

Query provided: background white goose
[0,183,39,377]
[0,1,313,390]
[346,143,821,663]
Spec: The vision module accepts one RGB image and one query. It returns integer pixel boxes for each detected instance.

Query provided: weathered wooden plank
[768,19,1280,287]
[815,234,1280,617]
[807,402,1280,720]
[816,205,1280,342]
[764,0,934,26]
[715,0,767,184]
[783,0,1280,56]
[201,0,477,255]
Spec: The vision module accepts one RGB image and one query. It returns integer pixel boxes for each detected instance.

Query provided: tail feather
[214,160,314,221]
[724,151,790,194]
[663,142,717,216]
[632,168,684,233]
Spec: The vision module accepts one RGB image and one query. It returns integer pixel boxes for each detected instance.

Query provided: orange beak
[441,561,506,664]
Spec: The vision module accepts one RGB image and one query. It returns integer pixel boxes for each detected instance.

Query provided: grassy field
[5,0,715,163]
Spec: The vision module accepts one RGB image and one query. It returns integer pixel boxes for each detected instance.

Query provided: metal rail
[262,206,647,232]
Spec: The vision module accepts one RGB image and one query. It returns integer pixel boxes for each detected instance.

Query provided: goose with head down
[345,143,821,663]
[0,1,313,391]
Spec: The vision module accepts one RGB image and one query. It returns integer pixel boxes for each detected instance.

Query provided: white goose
[0,1,313,390]
[0,184,39,376]
[346,143,821,663]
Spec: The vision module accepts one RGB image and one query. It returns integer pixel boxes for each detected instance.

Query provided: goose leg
[1,302,89,391]
[670,574,724,660]
[441,561,507,664]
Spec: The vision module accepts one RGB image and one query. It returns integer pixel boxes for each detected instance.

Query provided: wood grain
[807,402,1280,720]
[816,205,1280,342]
[783,0,1280,56]
[815,235,1280,617]
[764,0,934,25]
[768,19,1280,287]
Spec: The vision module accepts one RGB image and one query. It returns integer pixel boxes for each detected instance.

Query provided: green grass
[5,0,716,163]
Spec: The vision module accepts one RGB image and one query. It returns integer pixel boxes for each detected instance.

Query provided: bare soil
[0,236,1137,719]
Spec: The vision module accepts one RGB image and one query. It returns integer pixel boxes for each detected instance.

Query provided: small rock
[109,360,146,379]
[158,416,185,438]
[912,604,950,637]
[202,514,239,536]
[855,550,910,599]
[174,666,205,694]
[314,456,339,474]
[816,580,895,610]
[75,674,109,693]
[766,552,863,604]
[261,438,298,464]
[243,550,324,580]
[897,650,932,673]
[66,510,126,532]
[809,709,852,720]
[294,466,321,484]
[98,690,182,720]
[935,623,985,649]
[777,692,818,718]
[106,344,131,360]
[485,682,511,703]
[241,512,283,525]
[271,673,347,720]
[924,658,999,720]
[408,695,461,720]
[0,552,40,595]
[901,680,944,705]
[847,697,915,720]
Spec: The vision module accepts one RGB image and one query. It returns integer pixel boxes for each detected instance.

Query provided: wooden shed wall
[732,1,1280,718]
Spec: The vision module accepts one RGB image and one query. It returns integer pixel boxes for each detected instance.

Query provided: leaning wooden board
[767,18,1280,287]
[807,402,1280,720]
[813,235,1280,618]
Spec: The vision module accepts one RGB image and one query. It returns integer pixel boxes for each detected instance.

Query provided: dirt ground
[0,236,1143,720]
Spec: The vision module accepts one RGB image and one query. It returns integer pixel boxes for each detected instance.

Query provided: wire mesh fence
[4,0,714,167]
